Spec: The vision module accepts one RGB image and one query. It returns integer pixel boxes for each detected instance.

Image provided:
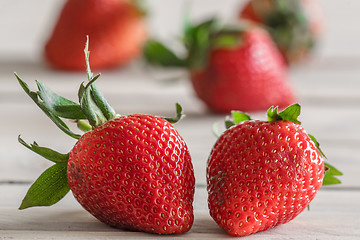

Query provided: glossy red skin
[67,115,195,234]
[207,120,324,236]
[190,29,294,113]
[45,0,147,71]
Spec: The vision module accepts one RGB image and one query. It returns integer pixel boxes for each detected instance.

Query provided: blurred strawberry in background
[44,0,147,71]
[144,19,295,113]
[239,0,323,65]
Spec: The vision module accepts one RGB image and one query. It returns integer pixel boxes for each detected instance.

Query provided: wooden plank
[0,183,209,210]
[3,61,360,103]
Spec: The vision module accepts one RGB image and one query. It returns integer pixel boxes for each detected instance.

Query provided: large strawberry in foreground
[207,104,342,236]
[239,0,323,64]
[144,19,295,113]
[17,39,195,234]
[45,0,147,71]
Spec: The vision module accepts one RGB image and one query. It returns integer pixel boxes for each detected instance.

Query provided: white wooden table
[1,0,360,239]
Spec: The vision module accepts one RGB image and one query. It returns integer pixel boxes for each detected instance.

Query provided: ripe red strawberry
[207,104,342,236]
[239,0,323,64]
[190,26,294,113]
[17,38,195,234]
[144,19,295,113]
[45,0,147,71]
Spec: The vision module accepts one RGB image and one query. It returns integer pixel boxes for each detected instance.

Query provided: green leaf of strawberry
[323,162,343,185]
[143,40,187,67]
[16,74,82,140]
[36,80,86,120]
[225,111,252,129]
[19,163,70,210]
[267,103,301,124]
[143,18,219,71]
[183,18,219,70]
[162,103,184,124]
[18,136,69,164]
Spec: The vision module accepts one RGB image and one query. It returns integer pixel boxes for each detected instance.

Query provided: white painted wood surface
[1,0,360,239]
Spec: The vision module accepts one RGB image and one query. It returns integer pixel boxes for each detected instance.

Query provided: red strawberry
[67,115,194,233]
[17,38,195,234]
[144,19,295,113]
[207,104,342,236]
[190,26,294,113]
[239,0,323,64]
[45,0,147,71]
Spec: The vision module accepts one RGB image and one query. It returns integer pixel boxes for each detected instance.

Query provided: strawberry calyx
[143,18,248,71]
[17,37,185,210]
[15,37,117,139]
[224,103,301,128]
[183,18,221,71]
[266,103,301,124]
[222,104,343,186]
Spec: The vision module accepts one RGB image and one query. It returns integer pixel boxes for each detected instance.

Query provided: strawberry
[144,19,295,113]
[207,104,342,236]
[239,0,323,64]
[17,38,195,234]
[44,0,147,71]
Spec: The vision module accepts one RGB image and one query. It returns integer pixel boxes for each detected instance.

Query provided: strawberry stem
[76,119,93,132]
[79,36,117,129]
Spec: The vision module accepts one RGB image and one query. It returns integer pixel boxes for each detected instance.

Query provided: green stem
[77,120,93,132]
[79,36,117,128]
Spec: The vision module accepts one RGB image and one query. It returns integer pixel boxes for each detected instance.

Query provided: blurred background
[0,0,359,61]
